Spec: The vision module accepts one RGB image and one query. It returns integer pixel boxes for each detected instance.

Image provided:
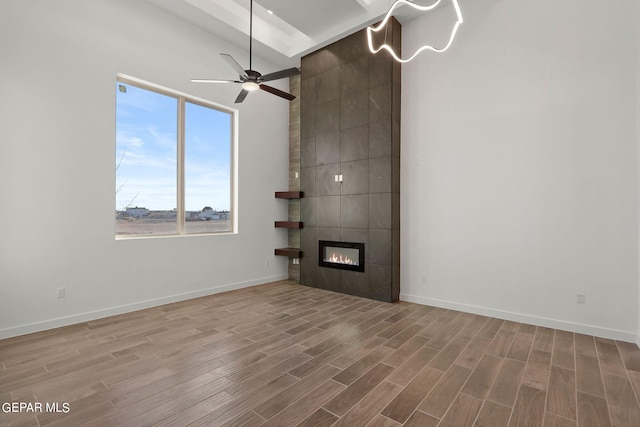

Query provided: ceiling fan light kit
[191,0,300,103]
[242,81,260,91]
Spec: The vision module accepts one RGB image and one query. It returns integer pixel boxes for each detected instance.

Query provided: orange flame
[326,252,358,266]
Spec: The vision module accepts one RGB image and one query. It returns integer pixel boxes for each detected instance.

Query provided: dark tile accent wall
[287,75,301,282]
[298,19,401,302]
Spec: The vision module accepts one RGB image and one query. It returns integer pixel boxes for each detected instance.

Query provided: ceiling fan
[191,0,300,103]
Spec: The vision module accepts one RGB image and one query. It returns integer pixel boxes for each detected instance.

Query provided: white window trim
[115,74,239,239]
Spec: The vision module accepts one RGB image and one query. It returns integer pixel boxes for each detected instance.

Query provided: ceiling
[145,0,435,67]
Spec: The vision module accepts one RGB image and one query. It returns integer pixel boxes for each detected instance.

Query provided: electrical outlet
[292,258,299,265]
[57,288,66,299]
[576,292,585,304]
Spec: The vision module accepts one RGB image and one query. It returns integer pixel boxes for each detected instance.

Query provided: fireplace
[318,240,365,272]
[296,26,400,302]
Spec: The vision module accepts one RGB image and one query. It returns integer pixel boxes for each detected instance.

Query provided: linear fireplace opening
[319,240,365,272]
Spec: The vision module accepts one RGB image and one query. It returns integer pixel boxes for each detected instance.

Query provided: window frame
[115,74,238,239]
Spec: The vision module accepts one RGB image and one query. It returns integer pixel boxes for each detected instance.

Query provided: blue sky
[116,82,231,212]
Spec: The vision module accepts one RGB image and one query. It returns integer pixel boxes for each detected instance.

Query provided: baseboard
[400,292,638,344]
[0,274,288,340]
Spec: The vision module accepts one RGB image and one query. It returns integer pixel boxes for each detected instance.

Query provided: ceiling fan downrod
[190,0,300,103]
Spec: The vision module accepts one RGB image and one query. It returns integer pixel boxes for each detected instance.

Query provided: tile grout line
[441,315,489,427]
[572,331,579,427]
[596,335,615,427]
[540,327,555,427]
[615,339,640,411]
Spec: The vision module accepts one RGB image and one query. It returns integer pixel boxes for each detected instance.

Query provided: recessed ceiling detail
[146,0,457,66]
[255,0,367,37]
[146,0,402,63]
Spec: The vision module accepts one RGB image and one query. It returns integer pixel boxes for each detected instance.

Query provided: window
[115,76,235,237]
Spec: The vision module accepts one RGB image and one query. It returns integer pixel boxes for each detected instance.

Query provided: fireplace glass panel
[318,240,365,272]
[324,247,360,266]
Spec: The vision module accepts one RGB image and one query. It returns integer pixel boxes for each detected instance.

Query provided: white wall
[637,0,640,347]
[401,0,639,341]
[0,0,291,339]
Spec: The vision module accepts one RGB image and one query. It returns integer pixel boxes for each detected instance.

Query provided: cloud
[367,0,463,63]
[120,153,175,170]
[116,131,144,147]
[147,126,176,148]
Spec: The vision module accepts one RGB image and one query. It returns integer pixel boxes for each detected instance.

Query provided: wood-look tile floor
[2,280,640,427]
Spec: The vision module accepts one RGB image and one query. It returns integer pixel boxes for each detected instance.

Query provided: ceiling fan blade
[220,53,248,79]
[235,89,249,104]
[191,79,243,83]
[259,84,296,101]
[260,67,301,82]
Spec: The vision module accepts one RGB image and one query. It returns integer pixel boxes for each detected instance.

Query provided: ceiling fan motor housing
[191,0,299,103]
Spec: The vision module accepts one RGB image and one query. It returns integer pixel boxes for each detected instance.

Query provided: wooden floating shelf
[274,192,303,259]
[274,248,303,258]
[275,221,303,229]
[275,191,304,199]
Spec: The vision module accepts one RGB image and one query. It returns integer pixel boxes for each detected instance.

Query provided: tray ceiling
[145,0,436,66]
